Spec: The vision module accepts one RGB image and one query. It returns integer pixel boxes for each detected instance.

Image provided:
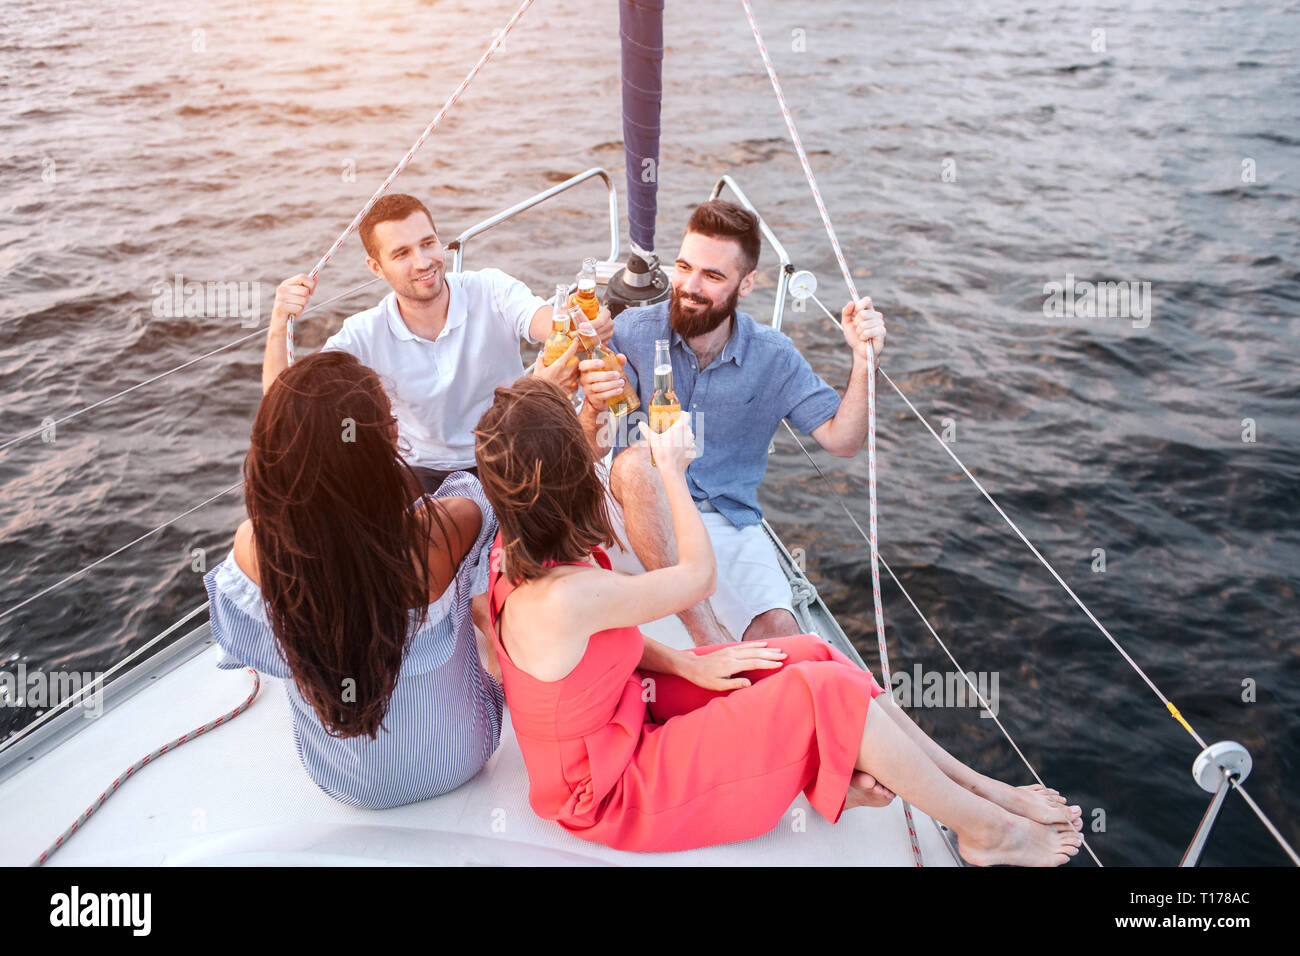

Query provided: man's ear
[737,269,758,298]
[365,255,383,278]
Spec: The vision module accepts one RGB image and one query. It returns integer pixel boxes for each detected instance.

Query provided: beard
[668,284,740,338]
[394,264,443,302]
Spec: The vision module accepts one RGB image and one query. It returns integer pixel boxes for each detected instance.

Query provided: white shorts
[597,457,796,639]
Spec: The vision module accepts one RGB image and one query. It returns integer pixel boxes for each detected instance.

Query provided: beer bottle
[542,284,574,367]
[572,257,600,321]
[541,284,583,407]
[647,339,681,466]
[574,321,640,418]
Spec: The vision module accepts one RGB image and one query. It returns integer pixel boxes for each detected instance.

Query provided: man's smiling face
[668,231,755,338]
[368,211,446,301]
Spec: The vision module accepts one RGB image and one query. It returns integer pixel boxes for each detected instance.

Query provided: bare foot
[1019,785,1084,830]
[975,780,1081,829]
[845,771,896,809]
[958,812,1082,867]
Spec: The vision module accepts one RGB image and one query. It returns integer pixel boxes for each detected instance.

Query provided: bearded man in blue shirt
[578,199,887,646]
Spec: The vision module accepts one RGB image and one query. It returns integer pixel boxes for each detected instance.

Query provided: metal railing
[447,167,621,273]
[709,174,794,331]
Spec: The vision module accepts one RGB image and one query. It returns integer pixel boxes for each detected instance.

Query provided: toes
[1053,826,1083,848]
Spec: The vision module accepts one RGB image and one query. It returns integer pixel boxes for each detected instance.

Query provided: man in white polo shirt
[261,194,602,494]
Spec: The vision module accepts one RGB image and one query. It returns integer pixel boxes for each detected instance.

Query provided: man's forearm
[527,305,554,346]
[823,360,873,456]
[262,323,288,395]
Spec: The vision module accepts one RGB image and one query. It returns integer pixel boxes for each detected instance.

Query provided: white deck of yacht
[0,607,957,867]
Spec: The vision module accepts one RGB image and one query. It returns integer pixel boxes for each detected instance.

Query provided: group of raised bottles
[542,258,681,460]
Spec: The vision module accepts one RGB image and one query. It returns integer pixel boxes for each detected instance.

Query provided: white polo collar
[383,277,465,343]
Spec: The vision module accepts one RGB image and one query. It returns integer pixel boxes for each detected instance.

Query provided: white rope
[286,0,536,363]
[0,480,243,623]
[738,0,922,866]
[800,292,1298,867]
[803,291,1209,749]
[0,277,384,454]
[779,416,1104,867]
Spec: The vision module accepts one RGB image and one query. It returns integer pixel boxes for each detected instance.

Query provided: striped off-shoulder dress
[201,472,504,809]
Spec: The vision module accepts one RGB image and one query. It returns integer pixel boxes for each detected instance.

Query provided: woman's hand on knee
[684,641,787,691]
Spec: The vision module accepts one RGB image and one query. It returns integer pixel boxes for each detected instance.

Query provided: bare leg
[855,703,1082,867]
[609,446,733,646]
[742,608,800,642]
[869,695,1081,828]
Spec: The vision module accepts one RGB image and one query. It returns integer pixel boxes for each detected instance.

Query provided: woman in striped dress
[203,350,503,808]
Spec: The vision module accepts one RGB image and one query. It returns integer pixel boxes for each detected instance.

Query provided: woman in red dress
[474,377,1083,864]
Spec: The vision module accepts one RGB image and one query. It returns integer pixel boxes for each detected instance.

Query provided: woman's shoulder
[506,559,620,630]
[209,524,262,611]
[232,519,260,587]
[202,535,290,678]
[415,472,499,603]
[419,495,482,540]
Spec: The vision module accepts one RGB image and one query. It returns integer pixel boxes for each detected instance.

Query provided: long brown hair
[245,350,449,738]
[474,377,619,585]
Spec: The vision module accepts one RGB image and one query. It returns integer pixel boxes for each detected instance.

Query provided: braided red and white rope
[33,668,262,866]
[739,0,922,866]
[286,0,537,364]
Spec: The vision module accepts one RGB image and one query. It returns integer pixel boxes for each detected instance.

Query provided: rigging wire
[0,602,210,756]
[0,480,243,624]
[798,290,1298,867]
[737,0,1295,864]
[0,277,383,455]
[804,291,1205,740]
[779,416,1104,866]
[285,0,536,364]
[738,0,923,867]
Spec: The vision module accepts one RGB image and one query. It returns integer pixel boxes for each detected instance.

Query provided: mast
[610,0,671,315]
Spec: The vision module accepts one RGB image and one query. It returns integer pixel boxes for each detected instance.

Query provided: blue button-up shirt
[610,300,841,529]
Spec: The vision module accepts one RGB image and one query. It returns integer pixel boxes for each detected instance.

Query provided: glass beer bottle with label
[542,284,583,406]
[647,339,681,466]
[572,257,600,322]
[542,284,574,367]
[574,321,639,418]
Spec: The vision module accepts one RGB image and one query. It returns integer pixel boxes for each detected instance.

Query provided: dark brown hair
[685,199,761,275]
[245,350,451,738]
[474,377,619,585]
[359,194,437,260]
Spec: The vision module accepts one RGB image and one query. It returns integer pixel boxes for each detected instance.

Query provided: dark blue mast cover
[620,0,663,254]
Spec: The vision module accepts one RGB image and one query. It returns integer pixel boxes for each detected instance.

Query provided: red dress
[487,534,888,852]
